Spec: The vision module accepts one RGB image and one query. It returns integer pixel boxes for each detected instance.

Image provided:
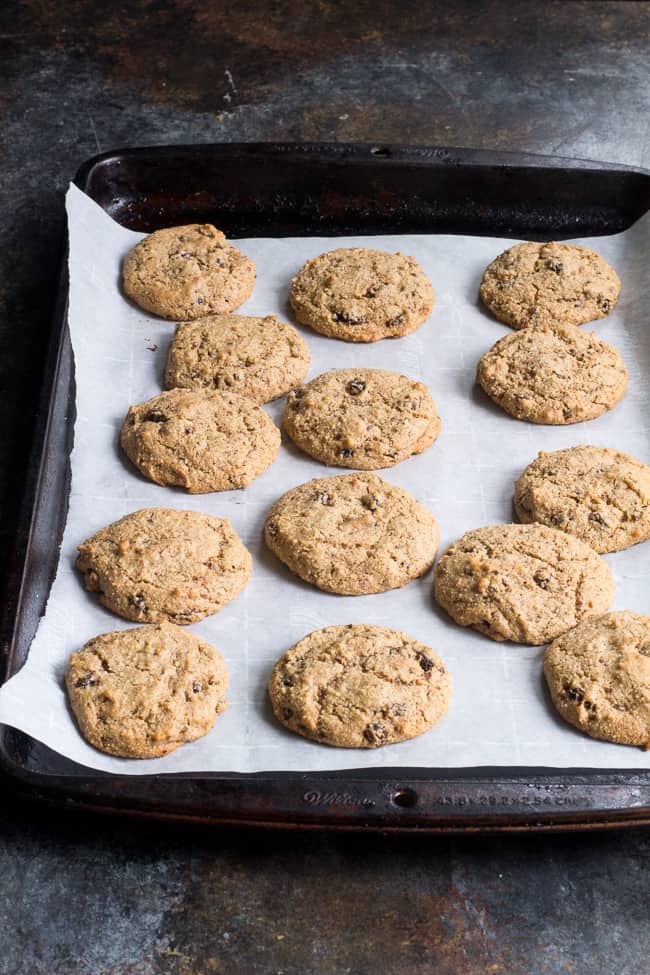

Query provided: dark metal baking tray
[2,143,650,832]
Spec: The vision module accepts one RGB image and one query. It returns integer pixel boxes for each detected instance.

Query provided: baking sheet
[0,182,649,775]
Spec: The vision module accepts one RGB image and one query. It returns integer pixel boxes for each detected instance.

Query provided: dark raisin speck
[363,722,388,744]
[386,312,406,328]
[340,448,354,458]
[547,259,563,273]
[533,571,550,589]
[317,491,334,506]
[128,592,148,614]
[290,387,305,410]
[192,681,202,694]
[563,683,585,703]
[346,379,366,396]
[75,674,96,688]
[282,708,294,720]
[143,410,168,423]
[282,676,294,687]
[417,654,434,672]
[169,610,194,623]
[332,310,366,325]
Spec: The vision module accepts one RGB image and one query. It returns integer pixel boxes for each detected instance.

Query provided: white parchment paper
[1,182,649,774]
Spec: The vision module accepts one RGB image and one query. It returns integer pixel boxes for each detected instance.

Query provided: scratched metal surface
[1,1,650,972]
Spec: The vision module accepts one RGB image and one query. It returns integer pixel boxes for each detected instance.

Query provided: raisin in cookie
[476,324,627,424]
[122,224,255,320]
[283,368,440,469]
[165,313,310,404]
[480,241,620,329]
[433,523,614,645]
[264,472,439,595]
[544,612,650,747]
[514,446,650,553]
[66,623,228,758]
[289,247,434,342]
[77,508,251,624]
[268,624,450,748]
[120,388,280,493]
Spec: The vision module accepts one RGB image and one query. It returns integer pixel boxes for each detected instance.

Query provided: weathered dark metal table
[1,2,649,972]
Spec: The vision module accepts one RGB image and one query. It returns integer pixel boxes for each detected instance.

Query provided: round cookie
[264,472,439,595]
[268,624,450,748]
[514,446,650,554]
[433,523,614,645]
[66,623,229,758]
[76,508,251,624]
[544,612,650,748]
[165,313,311,404]
[283,368,441,469]
[289,247,434,342]
[480,241,621,329]
[476,324,628,424]
[122,224,255,320]
[120,388,280,493]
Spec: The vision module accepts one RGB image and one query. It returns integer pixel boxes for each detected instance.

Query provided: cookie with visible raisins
[120,388,280,493]
[76,508,251,624]
[514,446,650,553]
[66,623,228,758]
[283,368,440,469]
[289,247,434,342]
[122,224,255,320]
[544,612,650,747]
[165,313,310,403]
[268,624,450,748]
[476,324,627,424]
[433,523,613,645]
[480,241,620,329]
[264,472,438,595]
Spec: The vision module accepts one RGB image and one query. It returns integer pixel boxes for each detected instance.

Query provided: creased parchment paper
[0,183,649,774]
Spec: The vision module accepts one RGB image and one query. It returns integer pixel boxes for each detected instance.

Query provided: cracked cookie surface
[289,247,434,342]
[76,508,251,624]
[264,472,439,595]
[480,241,621,329]
[66,622,228,758]
[433,523,614,645]
[165,313,310,403]
[476,324,628,424]
[120,388,280,493]
[268,624,450,748]
[544,612,650,747]
[514,446,650,553]
[122,224,255,320]
[282,368,440,469]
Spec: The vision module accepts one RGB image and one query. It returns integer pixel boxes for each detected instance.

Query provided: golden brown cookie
[480,241,621,329]
[544,612,650,747]
[122,224,255,320]
[268,624,451,748]
[514,446,650,554]
[433,523,614,645]
[76,508,251,624]
[289,247,434,342]
[165,313,310,403]
[66,623,228,758]
[264,472,439,595]
[282,368,440,469]
[476,324,628,424]
[120,388,280,493]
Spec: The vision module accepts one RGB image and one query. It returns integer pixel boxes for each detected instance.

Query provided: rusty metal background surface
[1,1,650,972]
